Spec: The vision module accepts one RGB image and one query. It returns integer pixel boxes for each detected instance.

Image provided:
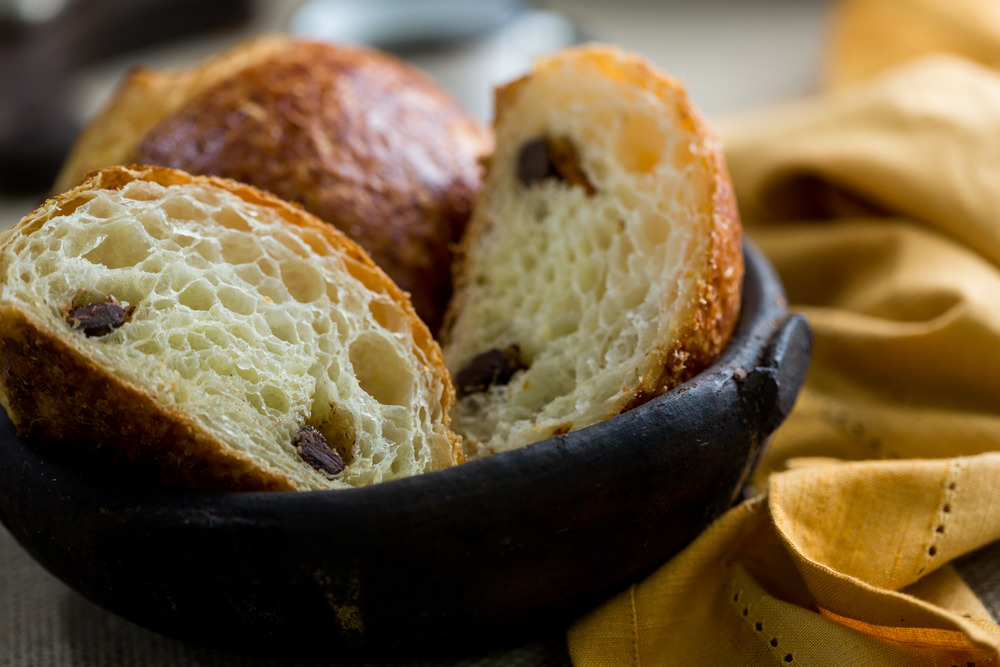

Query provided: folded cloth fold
[724,55,1000,265]
[568,48,1000,667]
[570,457,1000,665]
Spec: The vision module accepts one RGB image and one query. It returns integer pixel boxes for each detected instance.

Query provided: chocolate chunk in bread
[454,345,526,398]
[295,425,347,475]
[516,136,596,195]
[64,298,135,337]
[517,139,558,186]
[545,137,596,195]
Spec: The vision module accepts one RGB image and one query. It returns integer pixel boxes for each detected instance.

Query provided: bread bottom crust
[0,304,295,491]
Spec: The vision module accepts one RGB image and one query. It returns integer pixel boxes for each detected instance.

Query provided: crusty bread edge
[623,127,743,410]
[2,165,463,490]
[0,302,298,491]
[587,47,744,407]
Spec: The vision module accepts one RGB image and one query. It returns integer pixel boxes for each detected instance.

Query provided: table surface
[0,2,859,665]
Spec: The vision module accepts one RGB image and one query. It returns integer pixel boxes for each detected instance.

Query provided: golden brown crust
[53,37,291,194]
[623,79,743,409]
[56,38,491,334]
[2,165,463,488]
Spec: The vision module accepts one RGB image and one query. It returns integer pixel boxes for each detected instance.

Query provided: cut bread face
[442,46,743,458]
[0,166,462,491]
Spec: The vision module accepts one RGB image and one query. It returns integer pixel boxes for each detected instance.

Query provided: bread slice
[0,165,462,491]
[442,46,743,458]
[53,37,491,334]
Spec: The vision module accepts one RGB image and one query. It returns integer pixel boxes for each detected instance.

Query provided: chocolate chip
[455,345,526,398]
[546,137,596,196]
[295,425,346,475]
[65,300,135,337]
[517,138,557,186]
[516,136,596,195]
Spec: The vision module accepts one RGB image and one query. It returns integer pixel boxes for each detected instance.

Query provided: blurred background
[0,0,832,227]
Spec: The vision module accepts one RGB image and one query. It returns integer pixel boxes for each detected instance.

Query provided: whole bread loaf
[54,37,491,334]
[442,46,743,458]
[0,165,462,491]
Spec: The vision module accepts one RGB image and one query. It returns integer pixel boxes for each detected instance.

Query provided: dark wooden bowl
[0,241,810,658]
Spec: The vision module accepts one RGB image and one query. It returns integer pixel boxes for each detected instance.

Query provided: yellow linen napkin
[568,52,1000,667]
[570,458,1000,666]
[827,0,1000,88]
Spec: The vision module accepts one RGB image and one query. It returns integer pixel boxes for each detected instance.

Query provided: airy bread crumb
[442,46,743,458]
[0,166,462,490]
